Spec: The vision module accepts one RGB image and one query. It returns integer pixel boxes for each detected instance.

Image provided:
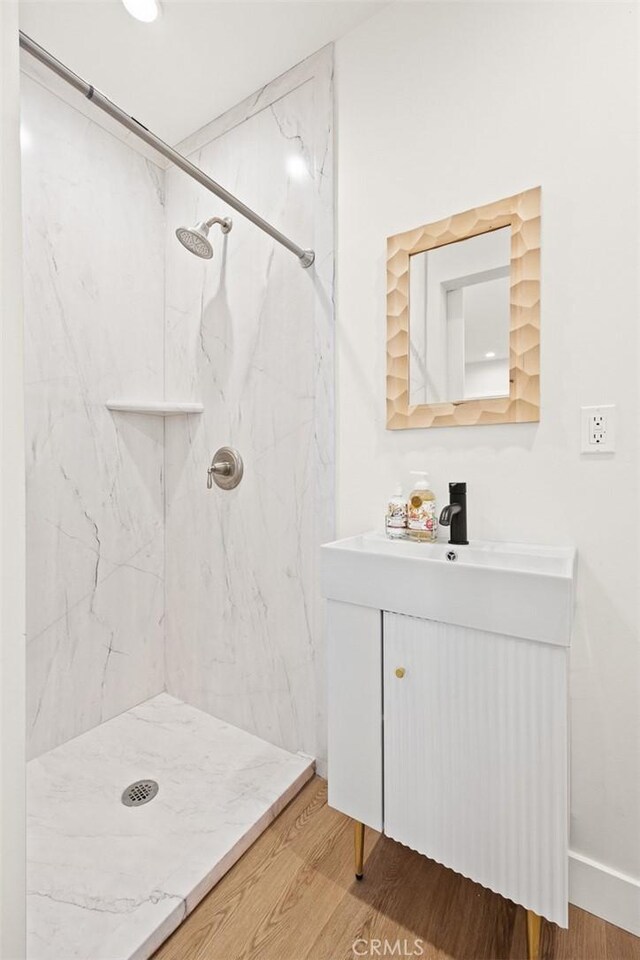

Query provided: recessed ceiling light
[122,0,160,23]
[485,351,496,359]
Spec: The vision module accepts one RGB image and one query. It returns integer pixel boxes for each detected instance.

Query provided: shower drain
[121,779,159,807]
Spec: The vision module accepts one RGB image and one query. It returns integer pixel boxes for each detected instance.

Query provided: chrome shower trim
[175,216,233,258]
[19,31,315,269]
[206,216,232,234]
[207,447,243,491]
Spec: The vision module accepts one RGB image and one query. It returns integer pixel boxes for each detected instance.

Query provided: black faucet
[439,482,469,545]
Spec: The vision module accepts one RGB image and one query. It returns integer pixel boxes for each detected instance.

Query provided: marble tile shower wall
[163,50,334,770]
[22,49,334,766]
[22,77,166,759]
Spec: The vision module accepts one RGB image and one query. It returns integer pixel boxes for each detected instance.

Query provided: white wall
[21,77,166,759]
[335,0,639,932]
[0,5,26,957]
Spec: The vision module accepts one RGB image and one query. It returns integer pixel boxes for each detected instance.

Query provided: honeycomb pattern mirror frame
[386,187,541,429]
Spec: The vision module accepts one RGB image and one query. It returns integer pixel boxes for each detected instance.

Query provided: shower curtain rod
[19,31,315,268]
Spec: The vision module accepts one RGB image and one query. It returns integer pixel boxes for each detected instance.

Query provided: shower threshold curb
[27,694,315,960]
[135,761,315,960]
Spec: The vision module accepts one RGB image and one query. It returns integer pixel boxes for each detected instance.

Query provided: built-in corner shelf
[106,400,204,416]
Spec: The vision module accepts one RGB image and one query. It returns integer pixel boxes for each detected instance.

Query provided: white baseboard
[569,850,640,936]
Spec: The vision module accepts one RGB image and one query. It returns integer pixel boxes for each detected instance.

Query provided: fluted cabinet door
[383,612,568,927]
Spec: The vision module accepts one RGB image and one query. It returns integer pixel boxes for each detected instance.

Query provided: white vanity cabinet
[322,533,576,935]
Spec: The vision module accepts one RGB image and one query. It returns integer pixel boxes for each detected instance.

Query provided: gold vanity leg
[354,820,365,880]
[526,910,542,960]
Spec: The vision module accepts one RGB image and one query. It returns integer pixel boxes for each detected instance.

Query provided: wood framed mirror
[386,187,540,429]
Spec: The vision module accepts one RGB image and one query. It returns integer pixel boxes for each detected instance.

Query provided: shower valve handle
[207,462,231,488]
[207,447,244,491]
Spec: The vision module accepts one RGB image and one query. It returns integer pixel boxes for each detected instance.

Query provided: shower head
[176,223,213,259]
[175,216,232,259]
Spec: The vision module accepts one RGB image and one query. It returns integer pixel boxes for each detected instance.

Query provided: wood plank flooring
[153,777,639,960]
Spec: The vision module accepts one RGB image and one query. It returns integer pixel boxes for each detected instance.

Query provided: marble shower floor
[27,693,314,960]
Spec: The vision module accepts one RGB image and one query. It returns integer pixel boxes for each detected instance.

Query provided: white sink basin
[321,531,577,646]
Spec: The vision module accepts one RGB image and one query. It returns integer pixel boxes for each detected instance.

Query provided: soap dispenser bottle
[385,484,407,539]
[407,471,438,543]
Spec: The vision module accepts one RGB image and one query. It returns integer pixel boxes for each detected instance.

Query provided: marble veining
[27,693,314,960]
[22,45,334,774]
[21,77,166,759]
[23,48,333,958]
[163,48,334,772]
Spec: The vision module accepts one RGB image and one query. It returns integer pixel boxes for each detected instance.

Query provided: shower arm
[18,31,315,269]
[205,217,232,234]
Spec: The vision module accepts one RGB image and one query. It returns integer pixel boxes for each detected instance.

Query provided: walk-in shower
[21,24,333,960]
[175,215,232,259]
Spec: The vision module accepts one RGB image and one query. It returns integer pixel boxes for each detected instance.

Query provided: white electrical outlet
[581,405,616,453]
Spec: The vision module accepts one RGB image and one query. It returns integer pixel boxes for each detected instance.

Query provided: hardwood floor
[153,777,639,960]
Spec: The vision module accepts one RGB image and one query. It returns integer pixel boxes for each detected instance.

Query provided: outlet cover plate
[581,404,616,453]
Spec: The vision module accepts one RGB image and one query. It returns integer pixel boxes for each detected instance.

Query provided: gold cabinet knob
[395,667,406,679]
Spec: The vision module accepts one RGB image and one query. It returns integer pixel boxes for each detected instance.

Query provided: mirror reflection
[409,226,511,406]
